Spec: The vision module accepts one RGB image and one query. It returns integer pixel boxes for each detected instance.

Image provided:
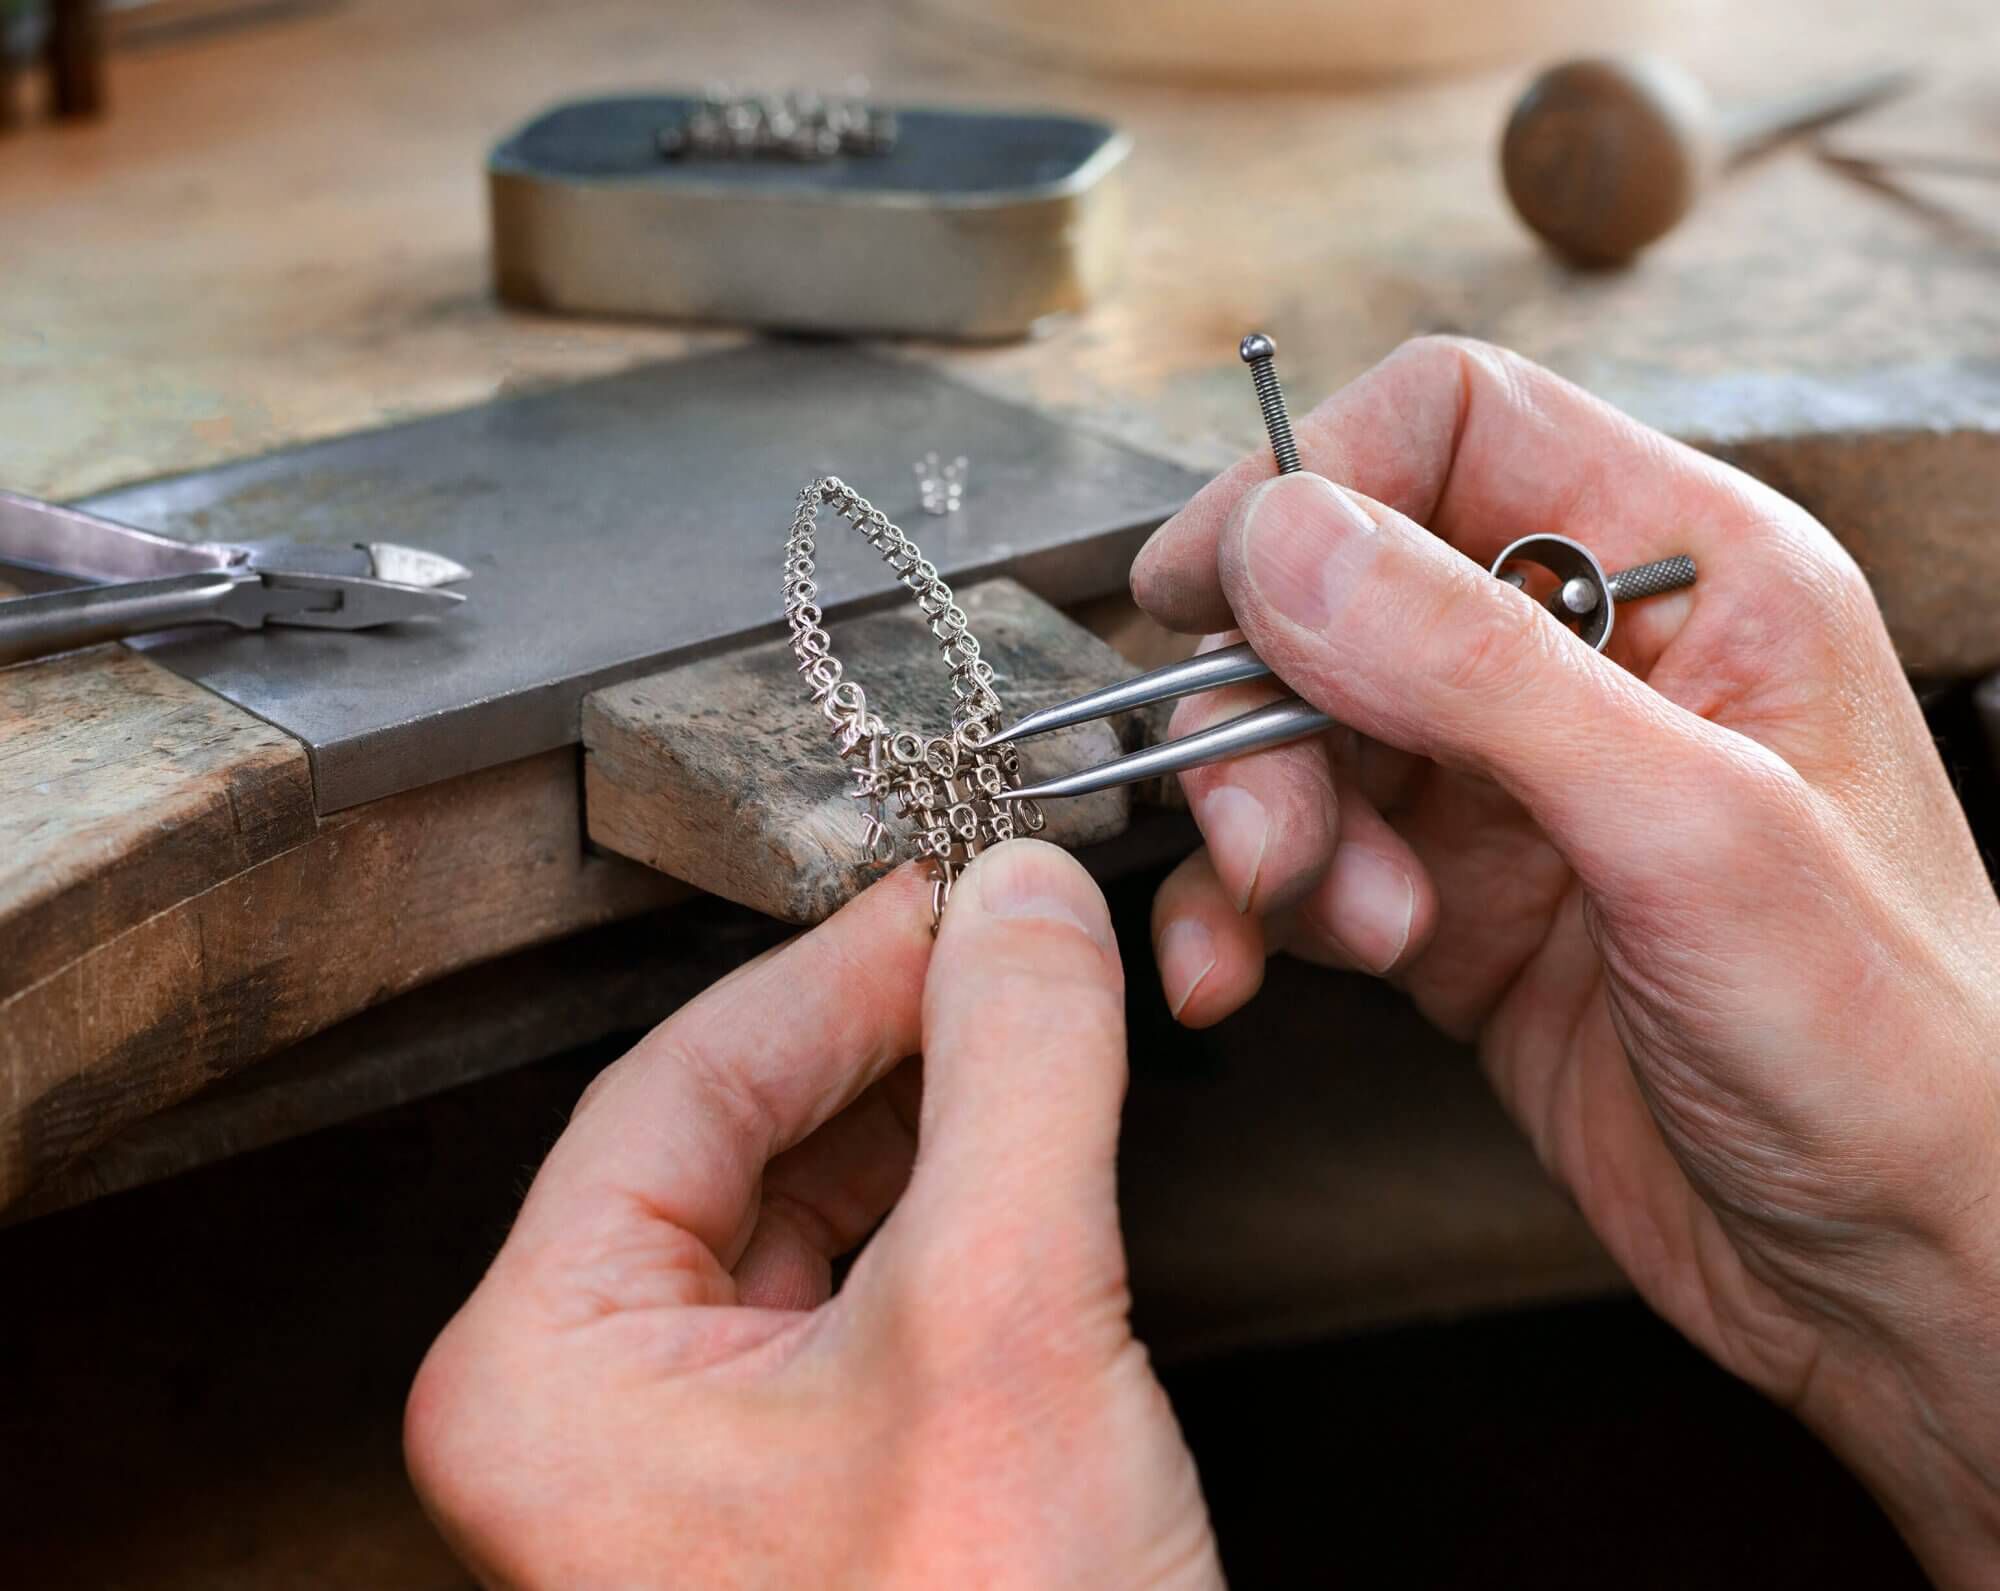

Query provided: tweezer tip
[991,712,1048,744]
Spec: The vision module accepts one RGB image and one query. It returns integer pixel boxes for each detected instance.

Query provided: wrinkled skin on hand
[1134,337,2000,1582]
[406,849,1221,1590]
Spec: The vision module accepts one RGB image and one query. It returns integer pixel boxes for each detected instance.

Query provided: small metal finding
[915,452,967,516]
[658,85,898,162]
[1559,576,1600,615]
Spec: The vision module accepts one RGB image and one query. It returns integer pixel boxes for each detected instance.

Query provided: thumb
[880,840,1131,1326]
[1218,472,1750,900]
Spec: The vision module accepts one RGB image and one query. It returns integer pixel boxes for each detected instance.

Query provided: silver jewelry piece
[914,451,967,516]
[660,85,898,162]
[784,476,1044,928]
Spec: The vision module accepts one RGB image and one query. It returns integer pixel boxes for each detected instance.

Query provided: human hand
[1132,337,2000,1583]
[405,845,1219,1589]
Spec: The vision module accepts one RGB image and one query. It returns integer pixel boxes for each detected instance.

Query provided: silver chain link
[784,476,1045,928]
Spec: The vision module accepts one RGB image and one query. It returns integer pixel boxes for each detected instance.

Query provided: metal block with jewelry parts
[488,91,1129,339]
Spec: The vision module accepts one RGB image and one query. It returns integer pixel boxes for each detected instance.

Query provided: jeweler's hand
[404,845,1220,1590]
[1131,336,2000,1585]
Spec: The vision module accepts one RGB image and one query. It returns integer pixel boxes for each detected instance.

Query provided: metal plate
[81,344,1204,813]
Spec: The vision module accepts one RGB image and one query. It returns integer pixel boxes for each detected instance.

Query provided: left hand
[404,845,1220,1589]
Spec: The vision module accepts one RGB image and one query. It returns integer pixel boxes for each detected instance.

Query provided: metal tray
[488,96,1130,340]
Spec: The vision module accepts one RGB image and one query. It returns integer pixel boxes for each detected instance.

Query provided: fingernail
[1196,785,1269,915]
[1325,844,1414,974]
[965,840,1116,956]
[1238,474,1380,631]
[1156,917,1217,1021]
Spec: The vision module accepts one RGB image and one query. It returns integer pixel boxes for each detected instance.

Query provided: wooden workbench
[4,0,1998,1239]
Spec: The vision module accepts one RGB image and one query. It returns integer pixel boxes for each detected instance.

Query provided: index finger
[502,864,936,1301]
[1131,335,1782,657]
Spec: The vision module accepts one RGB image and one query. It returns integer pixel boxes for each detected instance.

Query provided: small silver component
[914,452,968,516]
[1559,575,1601,615]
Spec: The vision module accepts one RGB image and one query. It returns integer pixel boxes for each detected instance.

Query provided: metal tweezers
[997,641,1330,802]
[996,552,1696,803]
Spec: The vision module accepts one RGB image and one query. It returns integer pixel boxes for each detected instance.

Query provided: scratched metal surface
[80,344,1203,812]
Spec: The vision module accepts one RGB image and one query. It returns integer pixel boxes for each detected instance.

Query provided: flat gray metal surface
[80,344,1204,812]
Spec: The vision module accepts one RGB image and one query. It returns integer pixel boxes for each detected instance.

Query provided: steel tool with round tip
[1501,55,1918,265]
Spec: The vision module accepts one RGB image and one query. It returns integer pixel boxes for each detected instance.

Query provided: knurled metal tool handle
[1605,555,1697,603]
[0,571,261,666]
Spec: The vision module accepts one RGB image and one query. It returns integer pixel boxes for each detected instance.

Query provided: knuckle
[404,1319,502,1527]
[1640,734,1827,903]
[1724,509,1890,676]
[1393,331,1502,379]
[1391,333,1537,418]
[1750,509,1872,611]
[1426,587,1551,705]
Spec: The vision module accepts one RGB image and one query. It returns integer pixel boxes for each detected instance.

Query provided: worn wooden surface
[6,905,745,1223]
[0,747,680,1209]
[0,643,315,1000]
[585,580,1137,921]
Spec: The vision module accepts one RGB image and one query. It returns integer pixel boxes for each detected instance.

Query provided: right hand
[1131,336,2000,1584]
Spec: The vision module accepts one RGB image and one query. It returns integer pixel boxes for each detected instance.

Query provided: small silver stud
[915,451,967,515]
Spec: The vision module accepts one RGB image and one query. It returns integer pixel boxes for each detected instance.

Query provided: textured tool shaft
[1246,356,1302,475]
[1607,555,1697,603]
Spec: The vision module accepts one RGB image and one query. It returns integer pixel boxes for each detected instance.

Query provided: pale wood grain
[0,647,316,1001]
